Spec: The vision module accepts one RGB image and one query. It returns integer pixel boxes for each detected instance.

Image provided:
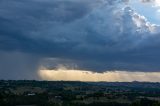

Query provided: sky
[0,0,160,81]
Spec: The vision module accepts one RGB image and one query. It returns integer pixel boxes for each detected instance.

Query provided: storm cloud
[0,0,160,79]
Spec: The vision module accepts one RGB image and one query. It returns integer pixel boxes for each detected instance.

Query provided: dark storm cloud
[0,0,99,52]
[0,0,160,79]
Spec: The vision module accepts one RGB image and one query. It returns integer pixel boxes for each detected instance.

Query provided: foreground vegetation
[0,80,160,106]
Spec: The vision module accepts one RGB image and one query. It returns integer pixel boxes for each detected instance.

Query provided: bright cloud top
[155,0,160,6]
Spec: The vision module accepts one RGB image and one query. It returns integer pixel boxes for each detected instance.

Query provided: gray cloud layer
[0,0,160,79]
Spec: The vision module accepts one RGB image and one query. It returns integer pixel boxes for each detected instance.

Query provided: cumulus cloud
[142,0,160,7]
[37,1,160,72]
[0,0,160,79]
[141,0,155,3]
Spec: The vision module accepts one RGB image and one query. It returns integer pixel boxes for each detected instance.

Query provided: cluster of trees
[0,93,160,106]
[0,92,48,106]
[64,99,160,106]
